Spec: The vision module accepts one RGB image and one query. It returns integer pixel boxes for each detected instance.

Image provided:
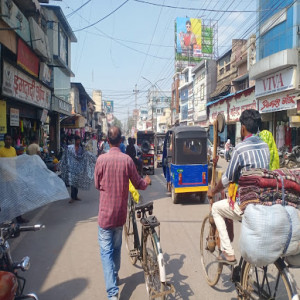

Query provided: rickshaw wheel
[171,187,180,204]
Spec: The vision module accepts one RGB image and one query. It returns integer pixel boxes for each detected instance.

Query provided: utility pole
[133,84,139,131]
[133,84,139,109]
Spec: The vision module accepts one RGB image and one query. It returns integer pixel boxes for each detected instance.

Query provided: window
[237,78,249,91]
[59,27,68,65]
[219,68,224,75]
[225,64,231,72]
[200,84,205,100]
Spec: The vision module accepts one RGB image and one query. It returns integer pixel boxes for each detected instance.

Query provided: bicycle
[124,192,175,299]
[200,207,300,299]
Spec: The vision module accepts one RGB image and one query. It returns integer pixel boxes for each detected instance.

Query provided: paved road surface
[10,161,300,299]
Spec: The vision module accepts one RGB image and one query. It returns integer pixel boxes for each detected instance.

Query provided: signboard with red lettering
[258,92,297,113]
[228,91,257,122]
[255,67,295,98]
[209,101,227,125]
[2,61,51,109]
[17,39,39,77]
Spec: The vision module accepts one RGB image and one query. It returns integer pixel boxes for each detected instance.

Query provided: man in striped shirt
[94,126,151,300]
[208,109,270,264]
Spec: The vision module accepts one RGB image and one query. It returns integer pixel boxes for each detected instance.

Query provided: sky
[47,0,257,125]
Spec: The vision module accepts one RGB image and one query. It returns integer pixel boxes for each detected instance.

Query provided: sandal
[217,252,237,265]
[69,199,75,204]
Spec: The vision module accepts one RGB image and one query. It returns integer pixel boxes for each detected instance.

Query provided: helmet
[0,271,18,300]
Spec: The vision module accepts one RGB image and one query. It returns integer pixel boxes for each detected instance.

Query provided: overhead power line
[73,0,130,32]
[66,0,92,18]
[133,0,262,13]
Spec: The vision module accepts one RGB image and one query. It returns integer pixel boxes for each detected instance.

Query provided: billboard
[103,101,114,113]
[175,18,214,67]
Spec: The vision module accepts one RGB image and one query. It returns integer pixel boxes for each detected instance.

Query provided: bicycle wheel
[143,230,166,300]
[124,199,138,265]
[200,214,223,286]
[241,260,295,300]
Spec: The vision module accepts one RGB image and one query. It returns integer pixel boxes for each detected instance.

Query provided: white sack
[240,204,290,267]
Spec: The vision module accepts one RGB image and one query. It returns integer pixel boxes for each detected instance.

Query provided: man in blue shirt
[119,136,126,153]
[208,109,270,264]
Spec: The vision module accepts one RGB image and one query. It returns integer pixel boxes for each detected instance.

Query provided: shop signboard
[17,39,39,77]
[2,61,51,109]
[255,67,295,98]
[209,100,227,125]
[297,100,300,114]
[0,100,6,133]
[10,108,19,126]
[228,92,257,122]
[0,100,6,146]
[258,92,297,114]
[39,62,52,85]
[40,109,48,123]
[0,0,31,44]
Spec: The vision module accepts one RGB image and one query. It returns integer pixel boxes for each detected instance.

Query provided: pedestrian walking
[94,126,151,300]
[27,136,41,156]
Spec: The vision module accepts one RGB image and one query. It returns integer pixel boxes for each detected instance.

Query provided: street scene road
[10,159,300,300]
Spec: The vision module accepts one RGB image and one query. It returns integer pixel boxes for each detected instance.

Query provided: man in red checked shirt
[94,126,151,300]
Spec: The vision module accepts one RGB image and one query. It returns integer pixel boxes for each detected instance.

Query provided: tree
[112,116,123,130]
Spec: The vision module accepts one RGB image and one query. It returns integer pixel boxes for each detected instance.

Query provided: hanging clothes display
[277,123,285,149]
[285,125,292,152]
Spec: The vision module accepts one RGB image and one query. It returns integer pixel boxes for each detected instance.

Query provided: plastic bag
[0,154,69,223]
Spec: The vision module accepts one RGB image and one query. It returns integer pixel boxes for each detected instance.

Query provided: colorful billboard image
[103,101,114,113]
[175,18,214,65]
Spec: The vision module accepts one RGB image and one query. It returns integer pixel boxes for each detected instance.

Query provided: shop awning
[60,115,86,128]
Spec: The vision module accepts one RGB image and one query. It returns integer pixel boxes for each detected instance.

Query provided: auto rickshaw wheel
[171,187,180,204]
[198,192,207,203]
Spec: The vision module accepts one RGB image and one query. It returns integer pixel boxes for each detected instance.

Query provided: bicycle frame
[126,195,175,298]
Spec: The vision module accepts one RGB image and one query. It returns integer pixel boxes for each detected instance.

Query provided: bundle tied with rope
[239,168,300,267]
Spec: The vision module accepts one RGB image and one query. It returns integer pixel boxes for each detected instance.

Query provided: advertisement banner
[17,38,39,77]
[255,67,295,98]
[10,108,19,126]
[103,101,114,113]
[2,61,51,109]
[258,92,297,114]
[175,18,214,65]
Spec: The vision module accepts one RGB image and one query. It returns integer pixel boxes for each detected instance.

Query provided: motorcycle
[279,145,300,169]
[0,222,44,300]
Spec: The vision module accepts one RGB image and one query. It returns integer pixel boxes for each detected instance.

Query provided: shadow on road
[39,278,88,300]
[120,270,145,299]
[164,253,194,299]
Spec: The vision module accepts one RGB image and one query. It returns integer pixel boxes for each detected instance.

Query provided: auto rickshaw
[155,133,166,167]
[162,126,208,204]
[137,130,155,175]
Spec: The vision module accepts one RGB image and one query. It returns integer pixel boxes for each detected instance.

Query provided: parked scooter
[41,150,60,175]
[0,221,44,300]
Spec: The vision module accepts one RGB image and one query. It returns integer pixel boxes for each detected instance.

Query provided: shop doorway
[227,124,236,146]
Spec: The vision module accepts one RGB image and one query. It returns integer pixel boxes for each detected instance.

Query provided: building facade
[249,0,300,150]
